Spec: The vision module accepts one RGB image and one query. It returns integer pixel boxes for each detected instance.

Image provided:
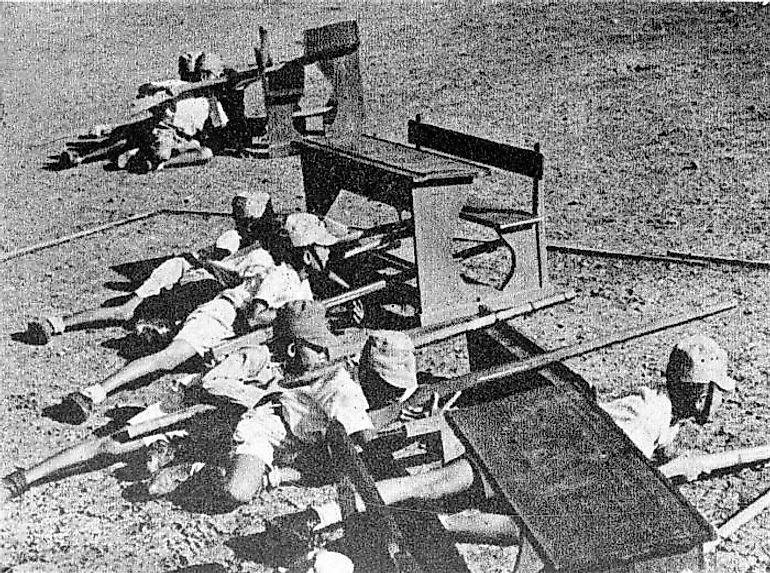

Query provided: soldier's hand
[399,390,462,422]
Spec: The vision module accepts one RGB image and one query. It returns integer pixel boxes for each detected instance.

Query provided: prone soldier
[50,212,343,425]
[115,51,232,173]
[147,300,377,505]
[272,334,738,541]
[0,314,410,509]
[26,191,278,347]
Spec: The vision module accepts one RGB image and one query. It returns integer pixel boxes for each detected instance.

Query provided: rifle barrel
[371,301,737,430]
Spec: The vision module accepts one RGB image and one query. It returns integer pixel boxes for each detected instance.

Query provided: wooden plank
[447,387,714,572]
[407,119,543,180]
[411,184,479,326]
[295,136,482,183]
[326,420,423,572]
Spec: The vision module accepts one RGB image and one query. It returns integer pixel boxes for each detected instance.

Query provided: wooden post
[326,420,423,572]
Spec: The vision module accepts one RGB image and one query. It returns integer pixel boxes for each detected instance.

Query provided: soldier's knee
[222,475,262,505]
[199,146,214,161]
[222,453,266,505]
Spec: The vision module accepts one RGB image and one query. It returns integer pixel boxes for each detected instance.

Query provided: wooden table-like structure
[455,323,714,572]
[294,132,552,326]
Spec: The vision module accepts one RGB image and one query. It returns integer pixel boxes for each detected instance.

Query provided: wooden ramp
[451,323,714,572]
[448,386,712,572]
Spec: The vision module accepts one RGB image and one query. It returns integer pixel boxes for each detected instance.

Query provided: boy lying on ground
[0,317,416,510]
[115,51,230,173]
[27,191,278,347]
[50,213,343,425]
[147,299,378,505]
[272,334,737,542]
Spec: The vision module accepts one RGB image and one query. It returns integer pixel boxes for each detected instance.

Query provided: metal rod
[546,243,708,266]
[667,250,770,270]
[0,210,162,263]
[162,208,231,217]
[0,208,235,264]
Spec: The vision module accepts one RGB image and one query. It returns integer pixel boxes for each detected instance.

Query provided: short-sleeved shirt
[146,79,228,136]
[600,387,677,459]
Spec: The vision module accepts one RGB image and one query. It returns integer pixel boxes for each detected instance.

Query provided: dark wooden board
[447,386,714,572]
[407,119,543,180]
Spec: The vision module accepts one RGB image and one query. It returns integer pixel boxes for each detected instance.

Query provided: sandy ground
[1,1,770,571]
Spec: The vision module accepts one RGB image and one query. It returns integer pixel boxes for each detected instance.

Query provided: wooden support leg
[260,61,304,158]
[513,536,547,573]
[411,185,476,326]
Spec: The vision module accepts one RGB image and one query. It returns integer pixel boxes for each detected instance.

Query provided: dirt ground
[2,1,770,571]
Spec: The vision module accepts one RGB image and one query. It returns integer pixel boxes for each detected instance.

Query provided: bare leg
[98,338,198,396]
[437,510,519,545]
[26,295,142,345]
[286,458,477,534]
[158,147,213,170]
[62,295,143,329]
[1,435,147,502]
[59,339,198,424]
[223,453,267,505]
[274,458,488,546]
[374,458,476,505]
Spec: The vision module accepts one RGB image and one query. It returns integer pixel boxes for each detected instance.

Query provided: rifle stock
[370,301,737,431]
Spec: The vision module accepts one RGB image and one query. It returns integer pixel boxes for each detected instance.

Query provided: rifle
[132,22,360,115]
[0,404,215,502]
[369,301,737,431]
[659,444,770,482]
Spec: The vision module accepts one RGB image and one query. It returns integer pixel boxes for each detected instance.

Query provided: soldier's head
[275,213,340,274]
[195,52,225,81]
[358,331,418,409]
[178,51,202,82]
[231,191,276,246]
[665,334,736,424]
[274,300,338,373]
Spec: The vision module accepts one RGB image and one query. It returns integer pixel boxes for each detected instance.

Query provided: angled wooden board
[447,386,714,572]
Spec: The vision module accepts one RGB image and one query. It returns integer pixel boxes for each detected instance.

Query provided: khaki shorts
[150,124,201,162]
[174,297,237,356]
[232,404,301,466]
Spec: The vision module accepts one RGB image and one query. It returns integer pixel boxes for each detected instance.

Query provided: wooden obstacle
[327,322,716,572]
[294,117,557,327]
[241,21,364,158]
